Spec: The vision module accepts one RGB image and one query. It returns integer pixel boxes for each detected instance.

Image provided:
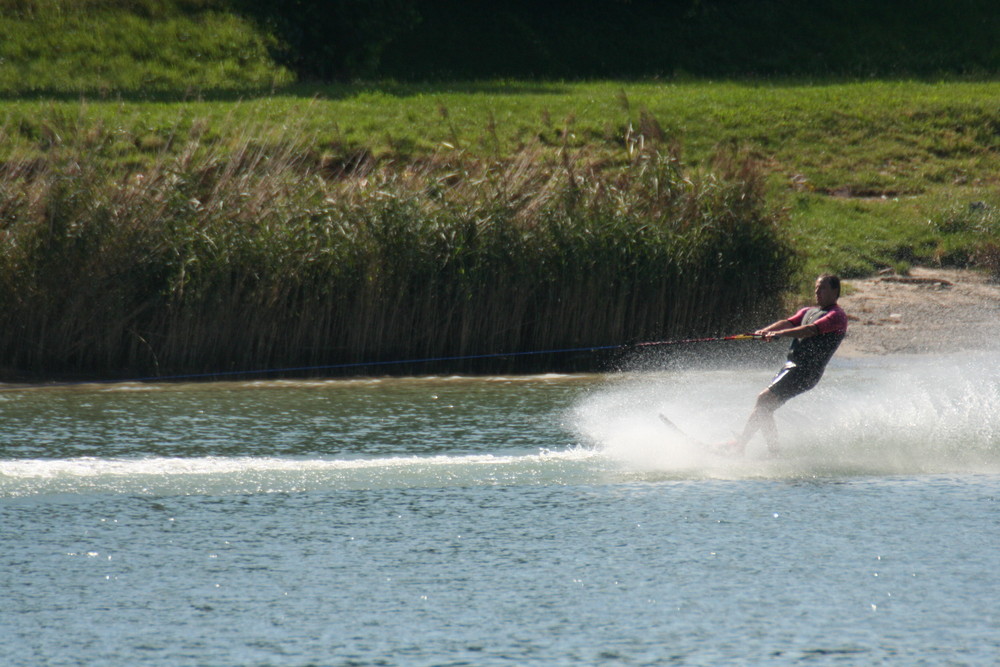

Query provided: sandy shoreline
[837,267,1000,356]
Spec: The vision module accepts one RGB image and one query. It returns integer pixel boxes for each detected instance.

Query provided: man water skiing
[733,274,848,454]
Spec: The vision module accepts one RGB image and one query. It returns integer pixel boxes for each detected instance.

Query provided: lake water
[2,351,999,666]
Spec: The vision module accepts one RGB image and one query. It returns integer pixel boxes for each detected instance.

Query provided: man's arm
[754,311,819,340]
[761,323,819,340]
[764,307,847,340]
[754,319,797,336]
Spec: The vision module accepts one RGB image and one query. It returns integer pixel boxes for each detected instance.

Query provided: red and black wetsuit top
[786,304,848,374]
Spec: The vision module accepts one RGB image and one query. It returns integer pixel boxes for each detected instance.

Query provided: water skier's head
[815,274,840,307]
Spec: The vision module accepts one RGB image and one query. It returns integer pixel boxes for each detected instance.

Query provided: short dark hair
[818,273,840,294]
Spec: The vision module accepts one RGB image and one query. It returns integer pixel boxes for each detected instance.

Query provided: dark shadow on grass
[0,80,575,104]
[7,71,1000,104]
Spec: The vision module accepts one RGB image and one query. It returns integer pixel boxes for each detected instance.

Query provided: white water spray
[571,351,1000,477]
[0,449,611,497]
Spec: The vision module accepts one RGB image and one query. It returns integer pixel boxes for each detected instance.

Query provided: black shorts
[767,362,822,404]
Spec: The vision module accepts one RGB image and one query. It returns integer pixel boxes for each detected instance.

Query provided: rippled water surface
[3,353,999,665]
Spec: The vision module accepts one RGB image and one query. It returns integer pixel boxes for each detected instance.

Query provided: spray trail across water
[0,449,615,498]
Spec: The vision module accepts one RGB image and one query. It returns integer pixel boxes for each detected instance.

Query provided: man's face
[815,278,838,307]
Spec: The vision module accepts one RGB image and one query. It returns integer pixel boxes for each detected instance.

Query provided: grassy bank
[4,79,1000,281]
[3,80,1000,376]
[0,0,292,94]
[3,3,999,378]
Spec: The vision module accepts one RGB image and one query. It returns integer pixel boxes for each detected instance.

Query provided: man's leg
[737,388,783,453]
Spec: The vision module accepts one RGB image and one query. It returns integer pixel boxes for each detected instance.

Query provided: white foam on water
[571,351,1000,478]
[0,448,612,497]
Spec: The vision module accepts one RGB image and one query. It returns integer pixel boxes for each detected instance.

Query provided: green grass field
[4,1,1000,287]
[4,79,1000,282]
[0,0,292,94]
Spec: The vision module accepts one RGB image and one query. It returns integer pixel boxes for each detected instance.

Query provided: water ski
[658,413,699,445]
[658,413,743,456]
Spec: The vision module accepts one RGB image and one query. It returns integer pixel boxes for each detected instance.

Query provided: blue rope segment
[0,334,759,389]
[2,343,628,389]
[132,344,629,383]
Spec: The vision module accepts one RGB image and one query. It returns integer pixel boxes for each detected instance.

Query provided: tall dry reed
[0,121,796,378]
